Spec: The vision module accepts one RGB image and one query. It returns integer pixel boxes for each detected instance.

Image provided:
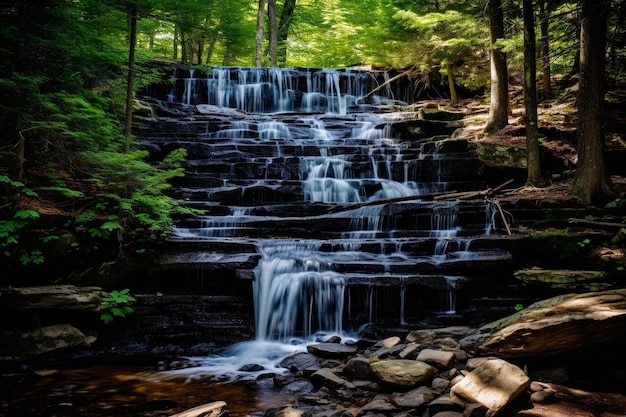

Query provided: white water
[163,242,353,383]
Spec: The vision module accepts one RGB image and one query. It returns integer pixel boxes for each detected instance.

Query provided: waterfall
[166,66,403,114]
[253,243,345,342]
[146,66,502,382]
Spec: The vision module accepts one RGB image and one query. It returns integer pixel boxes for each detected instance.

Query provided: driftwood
[360,67,416,101]
[326,179,515,214]
[325,189,457,213]
[488,199,513,235]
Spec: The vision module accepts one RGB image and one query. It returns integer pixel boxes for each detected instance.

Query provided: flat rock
[451,359,529,416]
[513,268,610,291]
[0,285,102,311]
[307,343,357,359]
[370,359,436,388]
[406,327,473,344]
[460,289,626,359]
[170,401,228,417]
[416,349,455,369]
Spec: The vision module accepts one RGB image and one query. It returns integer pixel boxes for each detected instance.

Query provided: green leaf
[100,221,123,232]
[13,209,40,220]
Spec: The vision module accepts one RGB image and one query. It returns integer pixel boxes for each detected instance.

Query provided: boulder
[370,359,436,388]
[513,268,611,291]
[451,359,529,416]
[278,352,321,373]
[0,324,91,359]
[460,289,626,359]
[310,368,356,390]
[344,356,376,380]
[390,386,435,408]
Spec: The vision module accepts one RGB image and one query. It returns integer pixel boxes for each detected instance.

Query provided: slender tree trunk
[173,25,178,61]
[123,4,137,151]
[268,0,278,66]
[485,0,509,133]
[206,36,217,65]
[181,32,188,63]
[523,0,544,186]
[446,64,458,106]
[569,0,613,205]
[255,0,265,66]
[277,0,297,66]
[539,0,552,99]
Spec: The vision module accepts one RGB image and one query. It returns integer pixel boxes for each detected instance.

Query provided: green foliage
[514,303,524,312]
[80,147,187,240]
[20,250,44,265]
[577,238,591,248]
[100,289,137,324]
[1,208,41,263]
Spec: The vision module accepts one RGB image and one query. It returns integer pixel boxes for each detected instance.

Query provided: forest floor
[440,86,626,204]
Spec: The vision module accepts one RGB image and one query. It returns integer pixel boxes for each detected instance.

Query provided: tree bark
[255,0,265,66]
[539,0,552,99]
[123,3,137,151]
[277,0,297,66]
[523,0,544,186]
[268,0,278,66]
[485,0,509,133]
[568,0,613,205]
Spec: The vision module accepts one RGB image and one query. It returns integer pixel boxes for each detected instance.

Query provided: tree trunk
[568,0,613,205]
[123,3,137,151]
[539,0,552,99]
[485,0,509,133]
[173,24,178,61]
[268,0,278,66]
[446,63,458,106]
[277,0,297,66]
[206,36,217,64]
[523,0,544,186]
[255,0,265,66]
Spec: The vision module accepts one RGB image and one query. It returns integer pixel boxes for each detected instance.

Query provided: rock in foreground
[460,289,626,359]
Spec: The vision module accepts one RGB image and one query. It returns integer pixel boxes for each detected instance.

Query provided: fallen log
[325,189,457,213]
[325,179,515,214]
[359,67,417,102]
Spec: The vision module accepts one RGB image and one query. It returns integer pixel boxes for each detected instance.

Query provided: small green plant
[577,238,591,248]
[89,218,123,239]
[514,303,524,312]
[20,250,44,265]
[1,208,41,262]
[100,289,136,324]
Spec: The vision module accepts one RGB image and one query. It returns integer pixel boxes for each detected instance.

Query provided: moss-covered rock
[513,268,611,291]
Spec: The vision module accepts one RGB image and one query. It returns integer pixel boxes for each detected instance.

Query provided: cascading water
[142,65,503,381]
[253,244,345,341]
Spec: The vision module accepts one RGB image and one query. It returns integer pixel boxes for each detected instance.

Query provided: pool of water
[1,362,294,417]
